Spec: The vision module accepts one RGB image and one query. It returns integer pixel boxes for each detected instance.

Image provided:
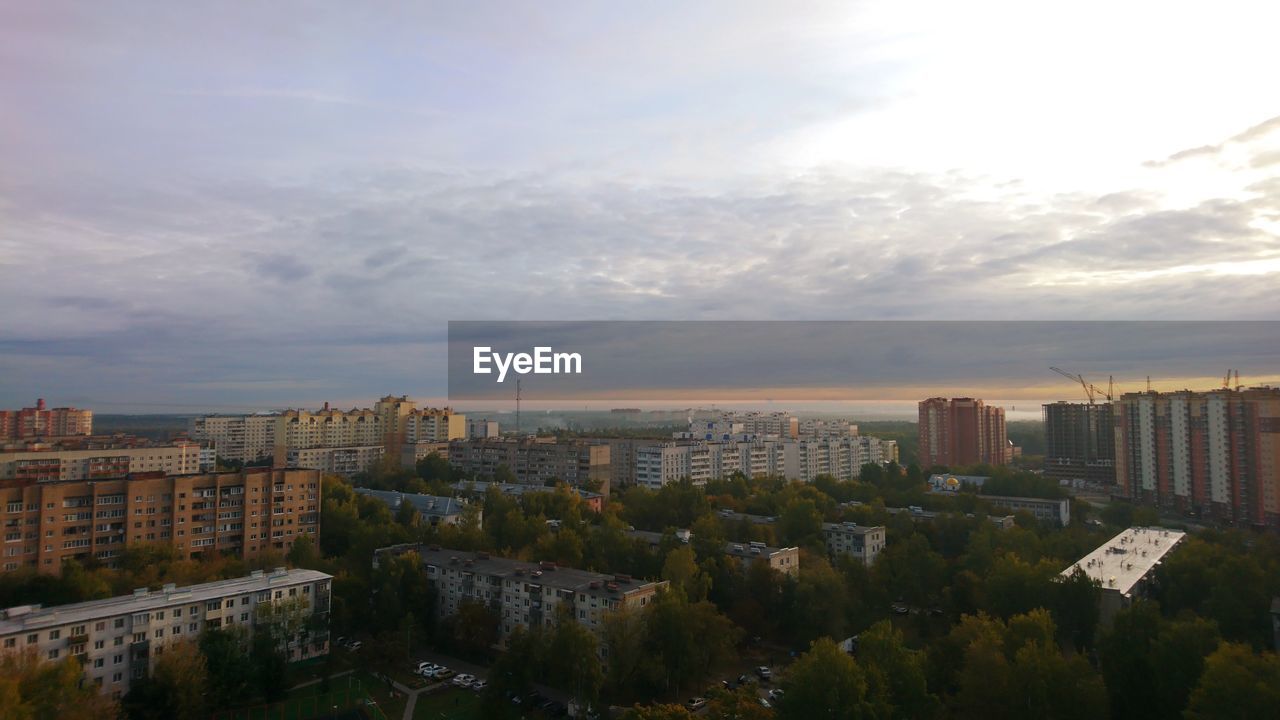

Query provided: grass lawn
[413,687,482,720]
[211,685,364,720]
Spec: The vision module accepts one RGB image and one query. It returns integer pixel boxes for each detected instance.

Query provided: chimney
[323,401,330,411]
[36,398,46,411]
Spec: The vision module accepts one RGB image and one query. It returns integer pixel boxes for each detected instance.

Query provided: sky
[1,1,1278,412]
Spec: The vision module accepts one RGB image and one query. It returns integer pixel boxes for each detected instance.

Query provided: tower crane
[1050,367,1115,404]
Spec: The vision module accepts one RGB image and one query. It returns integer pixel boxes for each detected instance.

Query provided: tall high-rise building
[1113,386,1280,527]
[1043,402,1116,484]
[918,397,1008,467]
[0,399,93,440]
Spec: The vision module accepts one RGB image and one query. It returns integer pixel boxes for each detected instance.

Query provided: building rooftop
[385,544,661,597]
[1060,527,1186,597]
[355,487,467,517]
[0,568,332,635]
[822,521,883,535]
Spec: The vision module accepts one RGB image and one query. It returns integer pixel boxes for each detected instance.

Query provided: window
[114,618,125,629]
[26,634,37,644]
[3,638,14,649]
[48,629,60,640]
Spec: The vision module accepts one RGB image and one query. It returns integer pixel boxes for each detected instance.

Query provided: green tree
[547,608,605,708]
[858,620,939,719]
[0,649,120,720]
[662,546,710,602]
[779,636,879,720]
[1184,643,1280,720]
[200,627,253,706]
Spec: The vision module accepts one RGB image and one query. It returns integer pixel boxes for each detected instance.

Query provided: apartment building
[467,418,500,439]
[822,522,886,566]
[1043,401,1116,485]
[1113,387,1280,527]
[1060,526,1185,624]
[634,436,897,489]
[0,568,331,697]
[0,468,320,574]
[405,407,466,444]
[918,397,1009,467]
[0,399,93,441]
[354,488,474,526]
[401,441,450,468]
[448,438,610,489]
[374,545,666,652]
[192,397,464,473]
[190,414,278,464]
[982,495,1071,526]
[0,441,204,482]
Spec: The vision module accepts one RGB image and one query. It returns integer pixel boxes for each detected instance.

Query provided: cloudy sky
[1,1,1278,411]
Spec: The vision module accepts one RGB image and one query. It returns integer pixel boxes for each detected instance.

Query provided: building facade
[918,397,1008,467]
[0,468,321,574]
[285,445,385,475]
[0,399,93,441]
[0,568,331,698]
[1113,387,1280,527]
[1043,401,1116,485]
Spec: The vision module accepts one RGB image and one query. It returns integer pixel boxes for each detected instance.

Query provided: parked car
[737,674,756,686]
[416,662,438,675]
[768,688,785,701]
[756,666,772,680]
[686,697,708,711]
[451,673,476,687]
[759,698,773,709]
[470,679,488,691]
[432,668,455,680]
[335,636,347,647]
[890,603,909,615]
[346,640,363,651]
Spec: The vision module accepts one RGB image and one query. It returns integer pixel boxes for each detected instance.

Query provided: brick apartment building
[0,399,93,441]
[918,397,1009,467]
[448,437,611,489]
[0,468,321,574]
[1114,386,1280,527]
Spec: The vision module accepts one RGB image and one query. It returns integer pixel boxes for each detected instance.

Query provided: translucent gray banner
[446,321,1280,402]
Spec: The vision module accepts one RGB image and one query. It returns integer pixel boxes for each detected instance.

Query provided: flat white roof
[0,568,331,634]
[1061,526,1185,596]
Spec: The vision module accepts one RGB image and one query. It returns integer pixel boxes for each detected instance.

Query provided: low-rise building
[354,488,473,526]
[0,568,331,698]
[982,495,1071,526]
[1060,526,1185,623]
[374,545,665,653]
[927,474,989,492]
[822,522,886,566]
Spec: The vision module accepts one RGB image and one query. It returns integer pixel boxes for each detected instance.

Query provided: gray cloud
[1145,115,1280,167]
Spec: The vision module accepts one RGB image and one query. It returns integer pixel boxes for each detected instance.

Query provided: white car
[417,662,439,676]
[451,673,476,687]
[346,640,362,651]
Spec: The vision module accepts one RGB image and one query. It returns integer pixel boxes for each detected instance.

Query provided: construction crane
[1050,367,1115,404]
[1223,369,1241,391]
